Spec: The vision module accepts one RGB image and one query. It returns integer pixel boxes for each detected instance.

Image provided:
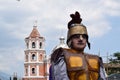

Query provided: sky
[0,0,120,78]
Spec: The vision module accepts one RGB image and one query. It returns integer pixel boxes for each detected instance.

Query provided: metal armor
[63,49,100,80]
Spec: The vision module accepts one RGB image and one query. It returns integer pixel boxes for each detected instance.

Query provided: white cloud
[101,0,120,16]
[88,21,111,37]
[0,47,24,72]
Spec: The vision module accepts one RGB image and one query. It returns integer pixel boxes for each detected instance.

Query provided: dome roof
[52,37,68,52]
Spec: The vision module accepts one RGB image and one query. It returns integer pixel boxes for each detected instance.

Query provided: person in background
[49,11,107,80]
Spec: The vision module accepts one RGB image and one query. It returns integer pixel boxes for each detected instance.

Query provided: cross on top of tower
[34,20,37,28]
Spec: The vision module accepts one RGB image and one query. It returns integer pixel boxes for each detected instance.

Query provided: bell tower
[22,25,49,80]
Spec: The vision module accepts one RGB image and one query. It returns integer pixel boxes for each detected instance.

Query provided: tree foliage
[109,52,120,64]
[114,52,120,60]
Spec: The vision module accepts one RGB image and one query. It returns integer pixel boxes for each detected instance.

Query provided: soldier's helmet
[67,11,90,49]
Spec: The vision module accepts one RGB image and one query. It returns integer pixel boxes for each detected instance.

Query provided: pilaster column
[29,40,32,49]
[37,52,39,62]
[37,65,39,76]
[28,65,30,77]
[28,52,31,62]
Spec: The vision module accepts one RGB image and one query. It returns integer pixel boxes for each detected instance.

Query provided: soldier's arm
[52,56,69,80]
[99,57,107,80]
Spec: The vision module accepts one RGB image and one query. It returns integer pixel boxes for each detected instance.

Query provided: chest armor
[63,49,100,80]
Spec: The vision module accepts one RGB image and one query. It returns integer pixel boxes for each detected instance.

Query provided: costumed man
[49,11,107,80]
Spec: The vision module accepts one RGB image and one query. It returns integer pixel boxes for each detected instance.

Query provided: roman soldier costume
[50,11,106,80]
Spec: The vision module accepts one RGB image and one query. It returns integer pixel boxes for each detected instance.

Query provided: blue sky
[0,0,120,77]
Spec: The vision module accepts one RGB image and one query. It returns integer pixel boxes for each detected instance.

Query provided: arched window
[26,42,29,48]
[32,54,36,60]
[32,42,35,48]
[32,68,35,74]
[39,42,42,48]
[26,54,28,61]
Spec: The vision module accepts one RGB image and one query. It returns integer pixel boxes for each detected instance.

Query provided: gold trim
[67,24,88,40]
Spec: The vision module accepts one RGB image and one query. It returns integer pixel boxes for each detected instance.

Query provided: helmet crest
[68,11,82,29]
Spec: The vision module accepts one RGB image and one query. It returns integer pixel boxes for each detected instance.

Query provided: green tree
[114,52,120,60]
[13,77,17,80]
[109,52,120,63]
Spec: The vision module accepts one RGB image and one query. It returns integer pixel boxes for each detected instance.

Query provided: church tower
[23,25,49,80]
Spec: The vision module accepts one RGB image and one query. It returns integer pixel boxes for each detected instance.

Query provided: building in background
[22,25,50,80]
[104,63,120,75]
[52,36,68,52]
